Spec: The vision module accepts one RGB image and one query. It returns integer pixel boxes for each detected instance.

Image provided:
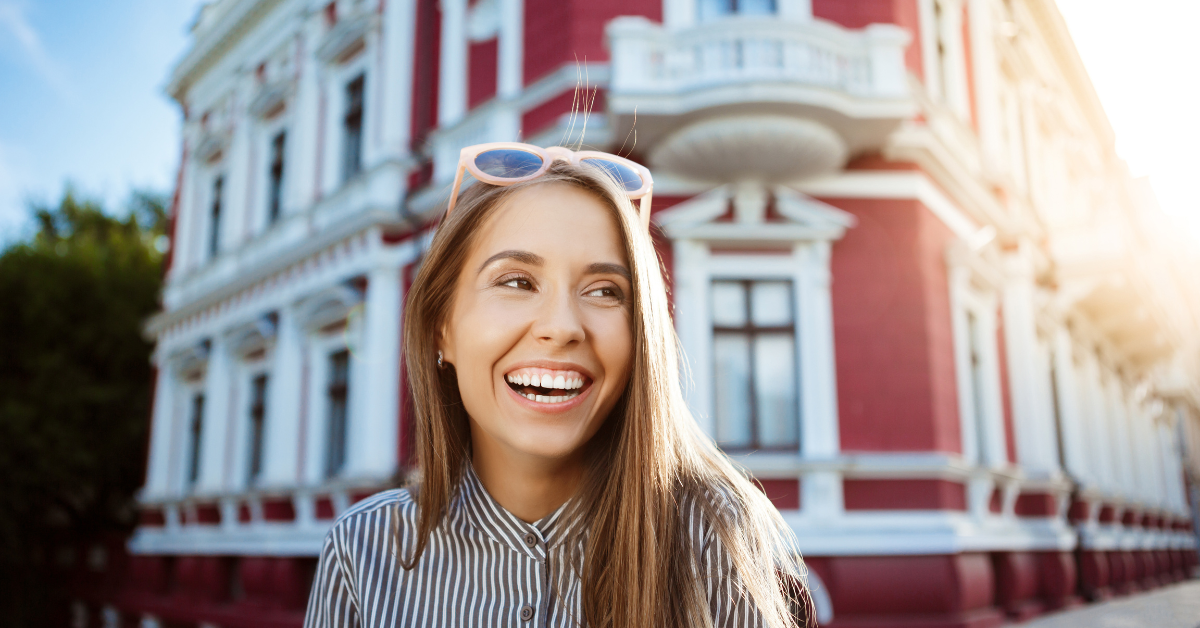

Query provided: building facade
[76,0,1200,626]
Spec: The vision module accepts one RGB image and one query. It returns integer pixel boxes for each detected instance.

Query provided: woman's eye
[585,286,622,299]
[501,277,533,290]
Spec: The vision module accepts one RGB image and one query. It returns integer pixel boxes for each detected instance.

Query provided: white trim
[497,0,524,99]
[438,0,468,127]
[793,171,979,241]
[303,330,356,485]
[948,263,1008,468]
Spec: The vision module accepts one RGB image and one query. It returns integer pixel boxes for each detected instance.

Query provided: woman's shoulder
[325,486,419,543]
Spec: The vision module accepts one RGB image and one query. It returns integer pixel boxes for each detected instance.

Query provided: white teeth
[521,374,530,387]
[553,375,566,389]
[540,374,553,388]
[524,390,580,404]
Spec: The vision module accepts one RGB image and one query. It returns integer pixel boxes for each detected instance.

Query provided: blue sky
[1,1,1197,245]
[0,0,205,241]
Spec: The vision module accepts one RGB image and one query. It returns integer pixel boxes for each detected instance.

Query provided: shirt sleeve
[304,524,362,628]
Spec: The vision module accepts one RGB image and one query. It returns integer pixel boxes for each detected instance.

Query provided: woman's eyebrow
[587,262,632,282]
[478,249,544,273]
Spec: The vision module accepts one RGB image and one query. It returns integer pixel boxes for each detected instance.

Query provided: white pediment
[654,184,856,243]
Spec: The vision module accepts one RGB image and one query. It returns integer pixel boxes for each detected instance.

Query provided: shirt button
[523,532,537,547]
[520,604,535,621]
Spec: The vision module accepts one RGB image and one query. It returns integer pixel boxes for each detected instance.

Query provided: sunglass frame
[446,142,654,227]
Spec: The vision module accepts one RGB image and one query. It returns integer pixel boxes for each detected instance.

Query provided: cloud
[0,0,72,97]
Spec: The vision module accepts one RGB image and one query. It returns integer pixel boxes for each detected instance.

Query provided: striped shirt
[304,464,767,627]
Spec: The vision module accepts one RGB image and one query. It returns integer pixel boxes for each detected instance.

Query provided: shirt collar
[456,462,574,560]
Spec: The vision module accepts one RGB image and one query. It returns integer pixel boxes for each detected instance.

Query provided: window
[247,374,268,484]
[187,393,205,487]
[208,176,224,258]
[324,349,351,478]
[342,75,365,182]
[267,132,286,224]
[711,280,799,450]
[698,0,776,21]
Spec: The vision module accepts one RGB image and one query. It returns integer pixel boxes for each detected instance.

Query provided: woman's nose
[530,288,585,347]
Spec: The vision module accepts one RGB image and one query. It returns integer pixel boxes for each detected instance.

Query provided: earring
[437,350,444,368]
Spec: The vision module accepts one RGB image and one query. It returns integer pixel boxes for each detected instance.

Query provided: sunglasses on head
[446,143,654,228]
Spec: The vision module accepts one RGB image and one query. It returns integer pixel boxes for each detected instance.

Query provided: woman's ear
[438,322,455,365]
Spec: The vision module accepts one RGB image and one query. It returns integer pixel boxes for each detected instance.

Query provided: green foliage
[0,187,167,625]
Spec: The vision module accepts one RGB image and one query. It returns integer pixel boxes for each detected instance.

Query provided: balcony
[606,16,913,183]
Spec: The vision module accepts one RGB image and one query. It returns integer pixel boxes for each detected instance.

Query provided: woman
[304,144,810,627]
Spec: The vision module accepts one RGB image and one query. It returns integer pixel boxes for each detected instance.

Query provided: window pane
[188,394,205,486]
[326,350,351,477]
[698,0,733,22]
[711,281,747,327]
[714,333,752,448]
[738,0,776,15]
[754,333,798,448]
[750,281,792,326]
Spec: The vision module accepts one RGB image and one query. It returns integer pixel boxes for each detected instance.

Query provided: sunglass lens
[581,158,643,192]
[473,149,544,178]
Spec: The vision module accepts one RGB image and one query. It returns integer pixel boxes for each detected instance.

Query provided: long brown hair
[400,161,810,627]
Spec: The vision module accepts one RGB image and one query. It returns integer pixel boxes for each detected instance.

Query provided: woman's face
[440,182,635,467]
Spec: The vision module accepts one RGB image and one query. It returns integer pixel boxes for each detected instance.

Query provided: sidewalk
[1017,580,1200,628]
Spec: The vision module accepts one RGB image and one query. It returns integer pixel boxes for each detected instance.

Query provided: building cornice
[167,0,289,101]
[1022,0,1115,152]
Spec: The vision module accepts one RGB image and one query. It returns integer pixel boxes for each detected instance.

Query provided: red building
[73,0,1200,626]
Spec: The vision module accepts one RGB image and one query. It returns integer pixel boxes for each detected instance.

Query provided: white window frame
[674,242,840,460]
[256,115,291,233]
[306,331,357,482]
[233,357,272,490]
[296,284,365,485]
[176,378,208,494]
[949,265,1008,467]
[919,0,971,119]
[321,52,373,195]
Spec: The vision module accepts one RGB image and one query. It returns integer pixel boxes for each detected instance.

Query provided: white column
[798,242,840,459]
[673,239,714,435]
[497,0,524,99]
[143,360,177,498]
[439,0,468,127]
[778,0,812,20]
[169,139,196,281]
[968,0,1004,174]
[1032,336,1063,474]
[662,0,697,29]
[225,74,254,245]
[292,16,324,207]
[1002,253,1053,472]
[197,337,233,494]
[1051,329,1091,485]
[347,264,403,480]
[1084,357,1118,492]
[1111,383,1138,500]
[1130,404,1154,509]
[380,0,416,159]
[941,0,971,119]
[262,306,304,488]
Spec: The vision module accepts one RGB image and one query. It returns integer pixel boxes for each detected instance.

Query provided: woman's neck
[470,430,583,523]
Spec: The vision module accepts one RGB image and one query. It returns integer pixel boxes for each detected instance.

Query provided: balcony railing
[608,16,909,101]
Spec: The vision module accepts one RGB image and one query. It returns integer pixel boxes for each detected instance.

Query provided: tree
[0,187,167,626]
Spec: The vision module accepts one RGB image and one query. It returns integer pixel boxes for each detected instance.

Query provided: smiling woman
[303,150,811,628]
